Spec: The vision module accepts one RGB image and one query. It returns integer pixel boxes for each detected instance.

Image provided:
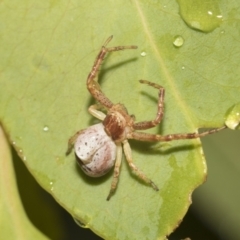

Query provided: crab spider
[66,36,226,200]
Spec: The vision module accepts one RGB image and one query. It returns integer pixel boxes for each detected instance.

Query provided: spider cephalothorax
[103,104,135,142]
[66,36,226,200]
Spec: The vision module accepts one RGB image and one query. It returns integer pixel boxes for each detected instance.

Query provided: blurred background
[13,128,240,240]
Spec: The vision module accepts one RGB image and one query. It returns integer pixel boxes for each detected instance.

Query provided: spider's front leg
[88,104,106,121]
[133,80,165,130]
[87,36,138,109]
[122,140,159,191]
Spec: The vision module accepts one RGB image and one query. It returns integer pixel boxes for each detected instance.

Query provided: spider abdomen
[74,123,117,177]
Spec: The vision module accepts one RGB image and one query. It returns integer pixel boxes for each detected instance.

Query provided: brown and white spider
[66,36,226,200]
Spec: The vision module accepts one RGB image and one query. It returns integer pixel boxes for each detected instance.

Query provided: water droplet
[19,149,23,153]
[73,218,89,228]
[177,0,223,32]
[12,141,16,145]
[208,11,213,16]
[43,126,49,132]
[181,66,185,70]
[225,103,240,130]
[173,35,184,47]
[49,181,54,191]
[23,156,27,161]
[140,51,147,57]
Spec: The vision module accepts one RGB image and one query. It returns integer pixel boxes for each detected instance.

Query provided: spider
[66,36,226,200]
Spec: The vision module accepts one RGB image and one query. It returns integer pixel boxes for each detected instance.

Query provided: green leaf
[0,1,239,239]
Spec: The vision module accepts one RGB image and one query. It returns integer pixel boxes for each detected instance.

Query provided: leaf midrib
[133,0,195,129]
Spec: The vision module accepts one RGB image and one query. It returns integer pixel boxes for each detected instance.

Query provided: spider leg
[133,80,165,130]
[88,104,106,121]
[122,140,159,191]
[130,125,227,142]
[87,36,137,109]
[107,143,123,201]
[66,129,85,155]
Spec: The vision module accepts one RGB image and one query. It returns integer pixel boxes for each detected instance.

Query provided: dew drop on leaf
[177,0,223,32]
[73,218,89,228]
[43,126,49,132]
[225,103,240,130]
[173,35,184,47]
[49,181,54,191]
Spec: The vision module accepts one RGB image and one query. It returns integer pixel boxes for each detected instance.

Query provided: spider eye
[74,123,117,177]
